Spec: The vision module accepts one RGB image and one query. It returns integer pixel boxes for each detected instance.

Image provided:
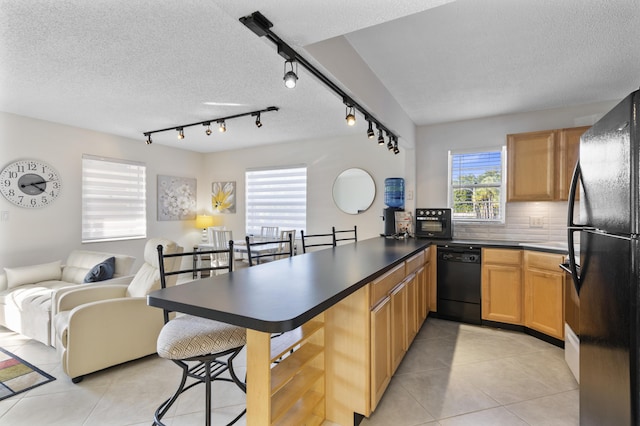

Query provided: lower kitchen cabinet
[390,280,407,373]
[481,248,523,325]
[370,296,391,409]
[524,250,565,339]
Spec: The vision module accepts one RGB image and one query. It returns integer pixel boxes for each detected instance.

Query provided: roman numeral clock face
[0,159,62,208]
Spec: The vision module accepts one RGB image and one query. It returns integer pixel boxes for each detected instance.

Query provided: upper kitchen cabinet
[507,126,590,201]
[557,126,590,200]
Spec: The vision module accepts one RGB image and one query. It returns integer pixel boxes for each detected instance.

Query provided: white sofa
[0,250,136,346]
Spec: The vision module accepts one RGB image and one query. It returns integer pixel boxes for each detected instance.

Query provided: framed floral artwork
[212,181,236,213]
[157,175,197,221]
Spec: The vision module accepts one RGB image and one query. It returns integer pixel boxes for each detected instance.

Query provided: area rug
[0,347,55,401]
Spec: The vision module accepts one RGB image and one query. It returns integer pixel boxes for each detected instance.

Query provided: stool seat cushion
[157,314,246,360]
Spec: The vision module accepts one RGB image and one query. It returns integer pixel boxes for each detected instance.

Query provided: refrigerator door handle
[566,161,595,294]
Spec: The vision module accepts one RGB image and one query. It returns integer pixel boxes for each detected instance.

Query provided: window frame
[447,146,507,223]
[245,165,307,237]
[81,154,147,243]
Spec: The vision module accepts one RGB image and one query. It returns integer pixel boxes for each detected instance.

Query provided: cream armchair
[53,238,183,383]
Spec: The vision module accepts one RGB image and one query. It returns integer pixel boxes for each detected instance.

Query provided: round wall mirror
[332,168,376,214]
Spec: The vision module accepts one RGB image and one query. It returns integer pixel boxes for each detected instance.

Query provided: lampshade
[195,215,215,229]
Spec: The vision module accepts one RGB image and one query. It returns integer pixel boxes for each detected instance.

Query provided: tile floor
[0,317,578,425]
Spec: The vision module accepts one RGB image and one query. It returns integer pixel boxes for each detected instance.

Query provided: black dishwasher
[437,246,482,325]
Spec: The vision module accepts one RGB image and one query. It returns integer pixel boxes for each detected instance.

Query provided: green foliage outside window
[450,149,504,221]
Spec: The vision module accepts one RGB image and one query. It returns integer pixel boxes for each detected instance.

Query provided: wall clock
[0,159,62,208]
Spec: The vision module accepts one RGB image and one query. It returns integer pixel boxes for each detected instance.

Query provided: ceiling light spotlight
[204,122,212,136]
[345,106,356,126]
[255,113,262,128]
[177,128,184,140]
[377,128,385,145]
[218,121,226,133]
[367,121,375,139]
[283,60,298,89]
[387,134,394,151]
[393,139,400,155]
[145,134,152,145]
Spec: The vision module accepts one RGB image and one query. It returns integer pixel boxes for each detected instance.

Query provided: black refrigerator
[567,88,640,425]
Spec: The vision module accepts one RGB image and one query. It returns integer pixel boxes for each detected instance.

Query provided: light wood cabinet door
[507,129,557,201]
[482,263,523,324]
[558,126,589,200]
[481,248,523,325]
[417,265,428,324]
[390,281,407,373]
[524,251,565,340]
[370,296,391,410]
[405,274,419,346]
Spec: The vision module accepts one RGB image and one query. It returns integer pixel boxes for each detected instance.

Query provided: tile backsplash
[453,201,574,243]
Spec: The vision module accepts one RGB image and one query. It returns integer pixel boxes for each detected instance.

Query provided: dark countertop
[147,236,430,333]
[417,238,569,254]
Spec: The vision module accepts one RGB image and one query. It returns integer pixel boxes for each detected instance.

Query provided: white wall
[0,112,204,271]
[416,99,619,242]
[0,112,411,271]
[201,133,409,242]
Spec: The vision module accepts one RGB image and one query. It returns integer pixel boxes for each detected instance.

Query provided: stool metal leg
[153,347,246,426]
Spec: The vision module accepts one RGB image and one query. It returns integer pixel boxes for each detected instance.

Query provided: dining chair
[245,233,293,266]
[260,226,279,239]
[278,229,297,256]
[300,229,336,253]
[333,225,358,245]
[154,242,246,426]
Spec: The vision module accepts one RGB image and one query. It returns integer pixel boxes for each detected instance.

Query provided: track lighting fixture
[387,135,394,151]
[283,60,298,89]
[143,106,278,145]
[393,138,400,155]
[240,11,401,155]
[377,128,385,145]
[345,106,356,126]
[367,121,375,139]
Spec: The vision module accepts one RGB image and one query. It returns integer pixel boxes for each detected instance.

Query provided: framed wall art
[212,181,236,213]
[157,175,197,221]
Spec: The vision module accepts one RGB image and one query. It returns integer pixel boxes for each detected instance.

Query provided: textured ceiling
[0,0,638,153]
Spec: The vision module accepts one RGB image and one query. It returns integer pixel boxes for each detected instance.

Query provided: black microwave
[415,208,453,239]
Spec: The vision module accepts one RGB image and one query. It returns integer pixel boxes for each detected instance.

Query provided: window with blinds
[82,155,147,242]
[448,147,506,222]
[245,166,307,236]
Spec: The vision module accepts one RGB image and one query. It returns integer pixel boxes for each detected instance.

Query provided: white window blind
[82,155,147,242]
[245,166,307,236]
[448,147,506,222]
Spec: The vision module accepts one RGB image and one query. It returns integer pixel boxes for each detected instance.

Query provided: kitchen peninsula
[147,236,432,425]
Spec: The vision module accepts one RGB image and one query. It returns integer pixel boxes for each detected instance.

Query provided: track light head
[177,128,184,140]
[145,134,152,145]
[387,136,393,151]
[345,106,356,126]
[377,129,385,145]
[367,121,375,139]
[393,138,400,154]
[255,113,262,128]
[204,122,212,136]
[283,60,298,89]
[218,121,226,133]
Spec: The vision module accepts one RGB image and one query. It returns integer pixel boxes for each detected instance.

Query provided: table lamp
[195,215,215,243]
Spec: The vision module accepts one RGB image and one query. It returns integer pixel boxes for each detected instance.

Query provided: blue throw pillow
[83,257,116,283]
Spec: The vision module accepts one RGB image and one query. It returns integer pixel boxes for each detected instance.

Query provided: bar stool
[154,243,246,426]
